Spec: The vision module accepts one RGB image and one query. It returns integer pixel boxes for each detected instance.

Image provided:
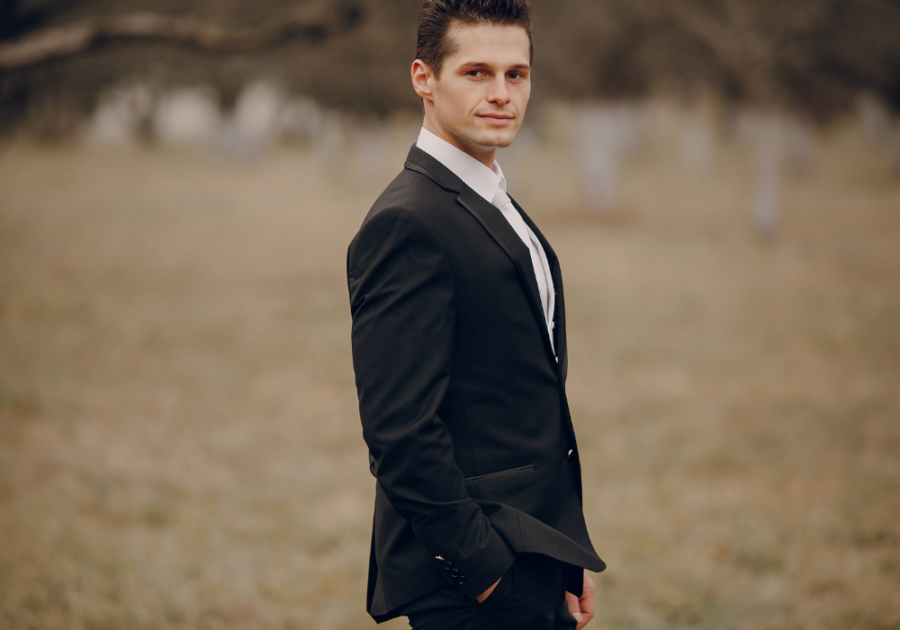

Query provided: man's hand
[476,577,502,603]
[565,570,595,629]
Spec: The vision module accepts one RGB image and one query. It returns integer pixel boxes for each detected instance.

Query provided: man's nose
[486,76,511,105]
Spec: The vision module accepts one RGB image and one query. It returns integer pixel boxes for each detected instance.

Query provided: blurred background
[1,0,899,628]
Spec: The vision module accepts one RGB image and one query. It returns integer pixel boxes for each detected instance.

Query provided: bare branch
[0,9,359,69]
[664,0,779,102]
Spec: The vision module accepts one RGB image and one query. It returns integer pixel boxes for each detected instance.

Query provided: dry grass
[1,116,898,630]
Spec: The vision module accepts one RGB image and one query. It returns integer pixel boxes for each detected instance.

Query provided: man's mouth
[478,114,515,123]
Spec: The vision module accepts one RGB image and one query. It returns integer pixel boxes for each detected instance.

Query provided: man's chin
[473,131,517,150]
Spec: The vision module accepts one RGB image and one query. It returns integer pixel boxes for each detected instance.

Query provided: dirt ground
[1,116,898,630]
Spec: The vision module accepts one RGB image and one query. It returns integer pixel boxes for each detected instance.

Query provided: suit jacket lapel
[404,146,560,374]
[514,199,568,384]
[455,187,554,352]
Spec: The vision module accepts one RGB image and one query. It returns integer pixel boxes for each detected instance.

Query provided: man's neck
[422,118,496,168]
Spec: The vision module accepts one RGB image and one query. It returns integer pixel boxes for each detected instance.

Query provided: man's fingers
[566,572,597,629]
[580,571,596,618]
[565,591,584,625]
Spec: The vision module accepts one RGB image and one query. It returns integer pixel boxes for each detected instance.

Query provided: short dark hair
[416,0,533,77]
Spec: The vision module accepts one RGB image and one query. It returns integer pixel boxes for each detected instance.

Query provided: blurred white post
[315,111,347,174]
[856,93,900,176]
[221,80,285,158]
[573,104,624,212]
[786,117,814,175]
[857,93,892,145]
[616,103,646,157]
[280,97,325,145]
[88,82,155,144]
[679,112,714,174]
[752,112,784,238]
[152,86,222,146]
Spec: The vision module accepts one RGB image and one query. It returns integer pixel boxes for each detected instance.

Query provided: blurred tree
[1,0,899,137]
[533,0,900,119]
[0,2,363,68]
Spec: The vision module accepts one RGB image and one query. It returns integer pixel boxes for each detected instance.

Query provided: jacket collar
[415,127,505,204]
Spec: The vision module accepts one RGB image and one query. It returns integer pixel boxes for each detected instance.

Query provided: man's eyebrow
[459,62,531,70]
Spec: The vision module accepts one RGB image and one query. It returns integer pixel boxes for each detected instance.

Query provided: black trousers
[399,554,579,630]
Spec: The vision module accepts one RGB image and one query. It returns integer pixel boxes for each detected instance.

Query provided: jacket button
[450,568,459,578]
[567,449,574,460]
[458,576,467,585]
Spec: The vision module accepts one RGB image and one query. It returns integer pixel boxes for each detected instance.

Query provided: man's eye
[467,70,483,77]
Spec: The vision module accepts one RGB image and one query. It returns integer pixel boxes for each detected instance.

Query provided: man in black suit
[347,1,605,627]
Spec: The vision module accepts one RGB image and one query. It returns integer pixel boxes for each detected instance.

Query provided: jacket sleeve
[347,205,515,600]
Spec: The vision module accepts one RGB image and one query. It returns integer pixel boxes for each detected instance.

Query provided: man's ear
[411,59,434,101]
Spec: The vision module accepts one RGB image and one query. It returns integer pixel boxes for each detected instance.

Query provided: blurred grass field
[1,117,899,630]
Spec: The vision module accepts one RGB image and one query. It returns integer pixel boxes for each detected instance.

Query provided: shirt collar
[416,127,506,204]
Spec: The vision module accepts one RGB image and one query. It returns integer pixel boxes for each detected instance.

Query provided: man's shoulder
[346,166,460,281]
[348,168,439,250]
[367,164,455,220]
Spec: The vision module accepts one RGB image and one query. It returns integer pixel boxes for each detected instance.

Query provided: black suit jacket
[347,146,605,622]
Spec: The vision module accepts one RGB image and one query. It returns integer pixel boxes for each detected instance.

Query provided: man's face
[413,23,532,165]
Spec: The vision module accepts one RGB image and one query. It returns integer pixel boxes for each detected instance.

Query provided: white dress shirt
[416,127,556,354]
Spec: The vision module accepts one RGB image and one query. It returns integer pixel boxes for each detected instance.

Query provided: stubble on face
[424,23,532,165]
